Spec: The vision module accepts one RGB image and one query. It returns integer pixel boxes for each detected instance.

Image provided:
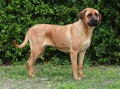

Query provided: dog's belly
[54,42,70,52]
[43,30,71,51]
[43,33,70,52]
[43,38,70,52]
[53,34,71,52]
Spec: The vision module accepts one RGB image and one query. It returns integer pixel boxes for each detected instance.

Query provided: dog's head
[78,8,102,27]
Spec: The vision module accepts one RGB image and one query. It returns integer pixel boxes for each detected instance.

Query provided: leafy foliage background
[0,0,120,65]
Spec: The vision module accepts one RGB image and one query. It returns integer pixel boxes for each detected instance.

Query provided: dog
[14,8,101,80]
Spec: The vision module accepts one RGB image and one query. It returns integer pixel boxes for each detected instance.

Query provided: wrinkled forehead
[85,8,99,15]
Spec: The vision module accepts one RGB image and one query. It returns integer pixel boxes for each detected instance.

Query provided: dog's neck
[74,19,95,38]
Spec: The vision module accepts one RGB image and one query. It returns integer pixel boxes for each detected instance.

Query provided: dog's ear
[99,12,102,22]
[78,10,87,20]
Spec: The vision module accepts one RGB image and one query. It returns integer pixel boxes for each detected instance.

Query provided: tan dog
[14,8,101,80]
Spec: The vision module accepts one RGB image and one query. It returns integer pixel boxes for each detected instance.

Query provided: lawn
[0,63,120,89]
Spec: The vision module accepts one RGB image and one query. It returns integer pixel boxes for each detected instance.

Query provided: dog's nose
[90,17,99,26]
[88,17,99,26]
[93,17,98,22]
[93,18,98,24]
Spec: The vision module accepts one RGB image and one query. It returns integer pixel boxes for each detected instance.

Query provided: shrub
[87,25,120,64]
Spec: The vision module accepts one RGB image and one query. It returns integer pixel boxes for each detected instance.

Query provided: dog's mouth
[88,17,99,26]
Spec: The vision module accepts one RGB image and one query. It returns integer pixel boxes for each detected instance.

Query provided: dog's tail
[13,33,29,48]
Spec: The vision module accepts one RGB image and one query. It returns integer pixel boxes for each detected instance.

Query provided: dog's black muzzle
[88,16,99,26]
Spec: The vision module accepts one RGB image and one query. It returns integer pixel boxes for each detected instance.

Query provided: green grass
[0,63,120,89]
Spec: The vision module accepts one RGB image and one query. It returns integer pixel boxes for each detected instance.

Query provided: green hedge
[0,0,120,65]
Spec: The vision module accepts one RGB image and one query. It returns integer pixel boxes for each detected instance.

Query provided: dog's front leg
[78,50,86,78]
[70,51,81,80]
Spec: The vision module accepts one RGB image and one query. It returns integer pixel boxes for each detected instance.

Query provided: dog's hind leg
[27,45,45,78]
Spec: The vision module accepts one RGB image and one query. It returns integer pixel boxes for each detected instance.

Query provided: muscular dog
[14,8,101,80]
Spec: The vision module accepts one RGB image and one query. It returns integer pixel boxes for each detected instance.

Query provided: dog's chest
[80,38,91,51]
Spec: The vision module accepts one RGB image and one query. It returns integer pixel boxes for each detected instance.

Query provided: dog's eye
[95,13,99,17]
[87,13,92,18]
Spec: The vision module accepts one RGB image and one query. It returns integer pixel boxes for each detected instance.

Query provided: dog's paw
[29,72,35,78]
[74,76,81,80]
[79,73,86,78]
